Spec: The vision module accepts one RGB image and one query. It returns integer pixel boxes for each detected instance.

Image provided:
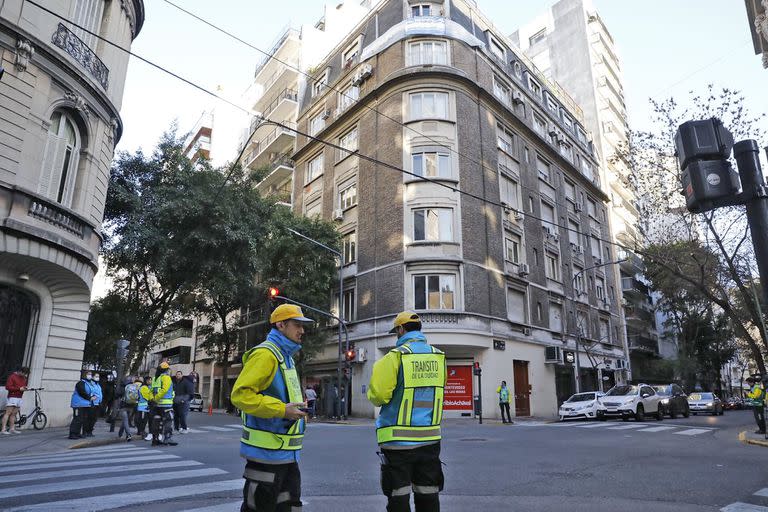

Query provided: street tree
[614,85,768,374]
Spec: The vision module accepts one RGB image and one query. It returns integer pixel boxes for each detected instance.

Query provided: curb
[69,437,128,450]
[738,430,768,448]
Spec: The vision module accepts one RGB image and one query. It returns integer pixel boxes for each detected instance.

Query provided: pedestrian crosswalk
[539,421,717,436]
[0,443,242,511]
[721,488,768,511]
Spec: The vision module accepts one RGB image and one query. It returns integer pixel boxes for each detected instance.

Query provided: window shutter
[61,148,80,207]
[38,133,67,200]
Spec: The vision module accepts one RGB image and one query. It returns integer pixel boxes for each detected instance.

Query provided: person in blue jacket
[69,370,97,439]
[84,373,103,437]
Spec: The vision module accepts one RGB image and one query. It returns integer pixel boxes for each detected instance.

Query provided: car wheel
[719,407,724,416]
[656,406,664,421]
[683,406,690,418]
[669,406,677,419]
[622,415,630,422]
[635,404,645,422]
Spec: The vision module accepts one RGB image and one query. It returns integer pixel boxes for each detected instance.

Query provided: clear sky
[116,0,768,159]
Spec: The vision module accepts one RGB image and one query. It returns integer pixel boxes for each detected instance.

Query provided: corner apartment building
[511,0,663,382]
[290,0,628,420]
[0,0,144,426]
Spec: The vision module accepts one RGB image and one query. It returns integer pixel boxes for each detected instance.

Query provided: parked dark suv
[653,384,690,418]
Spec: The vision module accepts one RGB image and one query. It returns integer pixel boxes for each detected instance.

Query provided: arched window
[0,285,39,386]
[39,111,81,207]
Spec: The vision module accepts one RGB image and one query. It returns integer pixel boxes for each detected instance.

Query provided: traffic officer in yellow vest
[231,304,312,511]
[367,311,447,512]
[150,361,177,446]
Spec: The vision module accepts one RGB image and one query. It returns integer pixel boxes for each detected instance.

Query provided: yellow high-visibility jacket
[230,348,287,418]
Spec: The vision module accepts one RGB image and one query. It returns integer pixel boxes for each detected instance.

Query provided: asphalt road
[2,409,767,511]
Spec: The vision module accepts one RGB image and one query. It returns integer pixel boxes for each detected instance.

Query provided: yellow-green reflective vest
[376,344,446,444]
[241,341,305,451]
[152,374,174,406]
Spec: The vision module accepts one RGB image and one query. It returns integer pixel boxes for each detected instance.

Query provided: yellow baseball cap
[389,311,421,333]
[270,304,314,324]
[159,361,170,370]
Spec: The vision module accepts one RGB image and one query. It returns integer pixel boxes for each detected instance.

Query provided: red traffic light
[268,287,280,299]
[345,349,356,362]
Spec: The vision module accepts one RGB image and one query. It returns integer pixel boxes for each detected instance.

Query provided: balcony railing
[253,26,299,78]
[629,335,658,353]
[51,23,109,89]
[245,122,297,166]
[28,199,86,239]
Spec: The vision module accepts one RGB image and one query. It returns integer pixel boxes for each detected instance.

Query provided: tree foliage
[615,85,768,375]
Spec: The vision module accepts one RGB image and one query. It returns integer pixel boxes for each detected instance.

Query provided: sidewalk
[739,429,768,448]
[0,418,121,458]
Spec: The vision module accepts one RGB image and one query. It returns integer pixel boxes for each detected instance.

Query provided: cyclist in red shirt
[2,367,29,434]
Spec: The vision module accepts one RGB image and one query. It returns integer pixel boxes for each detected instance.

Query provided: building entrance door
[0,285,38,384]
[513,360,531,416]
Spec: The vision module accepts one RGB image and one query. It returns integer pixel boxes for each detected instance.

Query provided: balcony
[253,27,300,80]
[254,88,298,125]
[51,23,109,90]
[256,154,295,196]
[244,122,297,170]
[624,304,654,325]
[621,277,649,296]
[629,335,659,354]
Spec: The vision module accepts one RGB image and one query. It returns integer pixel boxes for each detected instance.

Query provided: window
[338,127,358,158]
[546,94,558,114]
[500,175,520,213]
[561,112,574,131]
[580,157,593,180]
[574,266,585,293]
[577,310,589,336]
[533,112,547,136]
[559,142,572,161]
[536,156,550,182]
[498,151,520,176]
[533,248,539,265]
[309,111,326,136]
[550,302,563,332]
[564,179,576,203]
[339,83,360,111]
[342,40,360,69]
[506,288,527,323]
[529,28,547,46]
[505,234,521,263]
[545,252,560,281]
[304,198,322,218]
[587,198,597,218]
[493,76,511,105]
[409,91,449,120]
[536,302,543,322]
[342,232,357,264]
[413,208,453,241]
[576,127,587,144]
[342,288,356,321]
[411,3,437,17]
[312,69,329,97]
[412,151,451,178]
[39,111,81,206]
[414,274,455,310]
[306,153,324,183]
[527,76,542,99]
[339,183,357,209]
[407,40,448,66]
[568,220,580,245]
[596,277,605,300]
[489,36,505,60]
[496,124,515,155]
[73,0,104,48]
[590,236,601,258]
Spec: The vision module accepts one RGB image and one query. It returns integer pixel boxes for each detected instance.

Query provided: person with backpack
[116,375,139,441]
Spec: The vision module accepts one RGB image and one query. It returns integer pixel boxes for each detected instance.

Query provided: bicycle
[4,388,48,431]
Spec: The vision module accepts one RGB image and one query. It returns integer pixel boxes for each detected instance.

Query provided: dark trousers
[173,401,189,430]
[134,410,149,435]
[69,407,88,436]
[754,406,766,433]
[150,406,174,442]
[241,460,302,511]
[380,443,443,512]
[499,402,512,423]
[84,405,98,434]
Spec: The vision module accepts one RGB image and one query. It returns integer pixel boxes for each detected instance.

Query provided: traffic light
[268,286,280,300]
[115,339,130,361]
[473,361,481,376]
[675,118,740,212]
[345,347,356,362]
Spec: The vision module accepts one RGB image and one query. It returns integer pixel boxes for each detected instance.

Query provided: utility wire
[29,0,639,261]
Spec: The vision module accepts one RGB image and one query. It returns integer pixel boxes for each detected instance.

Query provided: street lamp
[286,227,347,420]
[569,258,627,394]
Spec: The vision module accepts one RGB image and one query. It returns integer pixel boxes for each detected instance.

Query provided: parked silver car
[599,384,663,421]
[688,392,724,415]
[190,393,204,412]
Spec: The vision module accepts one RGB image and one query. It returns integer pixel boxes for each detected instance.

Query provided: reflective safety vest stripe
[376,344,446,444]
[241,341,305,451]
[152,375,174,406]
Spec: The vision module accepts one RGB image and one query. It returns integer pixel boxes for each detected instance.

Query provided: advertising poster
[444,365,473,410]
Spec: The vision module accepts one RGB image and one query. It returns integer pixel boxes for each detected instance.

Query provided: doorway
[0,285,38,385]
[513,360,531,416]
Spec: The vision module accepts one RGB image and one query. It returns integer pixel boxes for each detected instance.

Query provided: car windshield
[567,393,596,402]
[652,386,670,395]
[194,394,202,399]
[689,392,713,400]
[605,385,639,396]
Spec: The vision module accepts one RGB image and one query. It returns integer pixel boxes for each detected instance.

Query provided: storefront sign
[444,365,473,410]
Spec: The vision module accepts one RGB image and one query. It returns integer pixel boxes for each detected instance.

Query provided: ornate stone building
[0,0,144,426]
[746,0,768,68]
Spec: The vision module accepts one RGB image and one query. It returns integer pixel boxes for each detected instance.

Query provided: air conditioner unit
[575,201,584,212]
[356,347,367,362]
[321,110,331,120]
[517,263,530,276]
[333,208,344,221]
[523,327,531,336]
[545,346,563,363]
[512,91,525,105]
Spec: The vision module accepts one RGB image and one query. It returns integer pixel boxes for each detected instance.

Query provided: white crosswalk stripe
[754,488,768,497]
[721,503,768,511]
[636,426,677,433]
[606,424,646,430]
[675,428,712,436]
[545,421,715,436]
[198,425,237,431]
[181,501,243,512]
[0,445,243,511]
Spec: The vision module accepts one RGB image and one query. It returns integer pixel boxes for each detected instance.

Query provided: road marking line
[0,453,177,475]
[575,423,609,428]
[0,459,201,484]
[0,467,225,499]
[721,502,768,511]
[754,488,768,497]
[606,425,645,430]
[1,443,138,462]
[225,424,243,428]
[198,426,236,432]
[181,501,243,512]
[4,479,244,511]
[636,426,677,433]
[6,447,150,466]
[674,428,711,436]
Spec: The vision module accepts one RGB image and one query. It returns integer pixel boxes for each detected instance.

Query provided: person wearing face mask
[84,373,103,437]
[69,370,97,439]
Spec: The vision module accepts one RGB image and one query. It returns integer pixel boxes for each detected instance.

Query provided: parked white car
[559,392,606,421]
[599,384,664,421]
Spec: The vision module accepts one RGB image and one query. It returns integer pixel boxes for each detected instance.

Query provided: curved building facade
[0,0,144,425]
[293,0,628,420]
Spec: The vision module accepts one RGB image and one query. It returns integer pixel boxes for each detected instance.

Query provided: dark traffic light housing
[675,118,740,212]
[345,347,356,362]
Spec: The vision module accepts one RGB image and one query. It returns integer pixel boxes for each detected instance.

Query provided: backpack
[124,383,140,405]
